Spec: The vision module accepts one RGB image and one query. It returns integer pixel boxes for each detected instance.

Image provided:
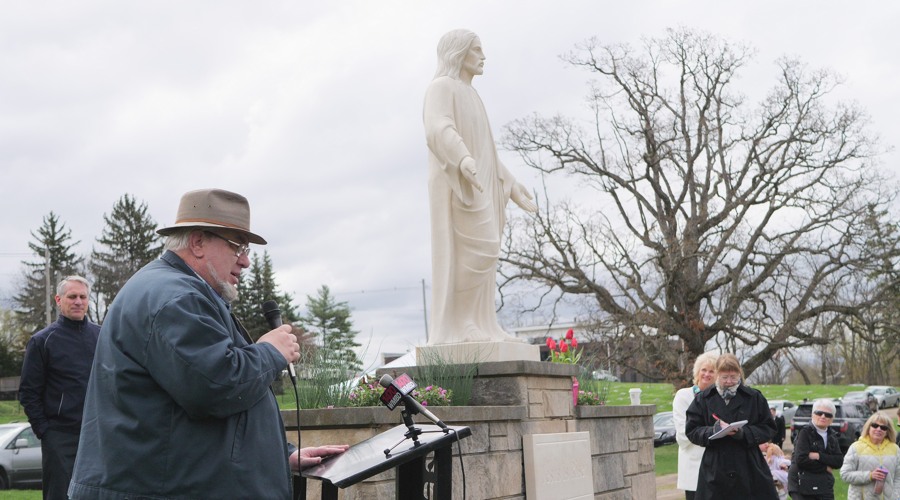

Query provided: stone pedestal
[416,341,540,365]
[291,361,657,499]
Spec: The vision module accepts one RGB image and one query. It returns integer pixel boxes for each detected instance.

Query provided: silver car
[865,386,900,409]
[0,423,41,490]
[766,399,798,425]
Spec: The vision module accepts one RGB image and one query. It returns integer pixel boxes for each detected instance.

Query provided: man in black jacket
[771,405,786,449]
[19,276,100,500]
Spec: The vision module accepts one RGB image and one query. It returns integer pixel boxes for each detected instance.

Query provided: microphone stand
[383,404,449,458]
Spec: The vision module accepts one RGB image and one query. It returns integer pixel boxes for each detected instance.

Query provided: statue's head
[434,29,479,80]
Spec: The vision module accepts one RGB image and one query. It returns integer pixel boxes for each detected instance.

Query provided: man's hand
[460,157,483,193]
[290,445,351,471]
[257,325,299,364]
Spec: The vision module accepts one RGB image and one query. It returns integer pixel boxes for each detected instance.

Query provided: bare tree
[500,28,896,382]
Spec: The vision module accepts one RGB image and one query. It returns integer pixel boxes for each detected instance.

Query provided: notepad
[710,420,748,440]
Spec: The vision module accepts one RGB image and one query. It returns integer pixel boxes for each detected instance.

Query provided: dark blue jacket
[19,315,100,438]
[69,251,293,499]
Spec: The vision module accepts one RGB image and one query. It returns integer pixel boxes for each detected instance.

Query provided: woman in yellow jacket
[839,412,900,499]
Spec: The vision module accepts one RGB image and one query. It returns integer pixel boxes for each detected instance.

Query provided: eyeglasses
[717,374,741,382]
[205,231,251,257]
[869,423,890,431]
[813,411,834,419]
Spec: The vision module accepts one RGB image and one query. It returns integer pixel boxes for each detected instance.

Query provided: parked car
[766,399,798,425]
[790,401,873,453]
[864,386,900,408]
[591,369,620,382]
[653,411,676,447]
[842,391,878,412]
[0,423,41,490]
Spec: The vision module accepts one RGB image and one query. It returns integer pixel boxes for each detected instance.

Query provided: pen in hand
[712,413,729,429]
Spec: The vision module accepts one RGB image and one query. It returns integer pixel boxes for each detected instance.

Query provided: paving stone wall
[286,361,656,499]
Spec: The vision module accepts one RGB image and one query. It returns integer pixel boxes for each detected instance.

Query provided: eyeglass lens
[206,232,250,256]
[813,411,833,418]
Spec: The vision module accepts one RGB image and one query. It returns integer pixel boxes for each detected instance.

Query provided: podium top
[301,424,471,488]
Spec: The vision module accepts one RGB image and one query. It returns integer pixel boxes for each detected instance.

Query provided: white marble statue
[423,29,537,345]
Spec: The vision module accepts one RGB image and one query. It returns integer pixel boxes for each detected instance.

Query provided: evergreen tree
[14,212,83,331]
[89,194,163,322]
[0,308,26,376]
[232,251,299,342]
[302,285,362,376]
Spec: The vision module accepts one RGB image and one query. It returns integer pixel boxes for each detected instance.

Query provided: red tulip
[546,338,556,350]
[565,328,574,340]
[570,337,578,348]
[560,340,569,352]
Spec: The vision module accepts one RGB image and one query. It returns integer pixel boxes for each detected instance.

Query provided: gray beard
[207,263,239,302]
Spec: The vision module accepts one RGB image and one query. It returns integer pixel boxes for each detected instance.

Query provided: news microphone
[379,373,449,431]
[262,300,296,383]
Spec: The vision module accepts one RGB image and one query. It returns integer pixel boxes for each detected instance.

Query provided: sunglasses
[813,411,834,418]
[869,423,890,431]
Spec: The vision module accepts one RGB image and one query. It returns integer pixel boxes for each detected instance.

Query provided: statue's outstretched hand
[511,182,537,212]
[460,157,484,193]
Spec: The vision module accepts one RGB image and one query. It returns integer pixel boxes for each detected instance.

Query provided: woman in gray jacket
[840,412,900,500]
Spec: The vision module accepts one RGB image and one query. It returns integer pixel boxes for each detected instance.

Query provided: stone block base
[416,341,540,364]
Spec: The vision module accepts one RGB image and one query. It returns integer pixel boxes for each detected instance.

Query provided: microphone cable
[447,427,466,499]
[289,363,301,450]
[287,362,304,500]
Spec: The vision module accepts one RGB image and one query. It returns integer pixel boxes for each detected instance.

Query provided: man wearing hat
[69,189,347,499]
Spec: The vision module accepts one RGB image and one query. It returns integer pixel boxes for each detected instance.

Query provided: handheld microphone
[262,300,296,383]
[379,373,449,431]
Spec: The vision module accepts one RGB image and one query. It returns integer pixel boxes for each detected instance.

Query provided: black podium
[297,423,471,500]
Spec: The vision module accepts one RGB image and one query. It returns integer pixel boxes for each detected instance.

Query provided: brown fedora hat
[156,188,267,244]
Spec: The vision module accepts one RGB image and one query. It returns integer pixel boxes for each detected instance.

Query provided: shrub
[347,379,384,407]
[577,389,604,406]
[411,385,452,406]
[413,350,480,406]
[346,379,453,407]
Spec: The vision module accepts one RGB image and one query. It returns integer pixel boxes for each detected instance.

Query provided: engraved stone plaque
[523,431,593,499]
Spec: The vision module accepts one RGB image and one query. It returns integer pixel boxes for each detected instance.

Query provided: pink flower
[570,337,578,349]
[546,337,557,350]
[565,328,574,340]
[560,340,569,353]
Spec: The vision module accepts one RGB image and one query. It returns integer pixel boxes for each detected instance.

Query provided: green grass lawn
[0,490,41,500]
[0,400,28,425]
[601,381,867,413]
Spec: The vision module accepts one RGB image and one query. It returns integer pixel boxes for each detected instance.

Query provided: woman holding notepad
[685,353,779,499]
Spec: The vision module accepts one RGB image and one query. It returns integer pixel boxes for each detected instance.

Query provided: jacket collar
[857,435,897,455]
[58,314,90,330]
[160,251,230,308]
[700,382,754,399]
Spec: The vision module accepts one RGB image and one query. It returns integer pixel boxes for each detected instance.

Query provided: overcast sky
[2,1,898,370]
